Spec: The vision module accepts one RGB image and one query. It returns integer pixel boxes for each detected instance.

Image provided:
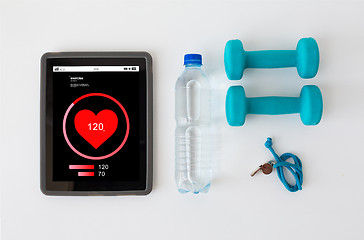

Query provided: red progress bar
[78,172,95,177]
[69,165,94,170]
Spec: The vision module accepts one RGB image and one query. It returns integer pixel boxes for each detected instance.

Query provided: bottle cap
[184,54,202,65]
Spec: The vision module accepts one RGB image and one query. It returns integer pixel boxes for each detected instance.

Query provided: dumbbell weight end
[299,85,323,125]
[296,38,320,79]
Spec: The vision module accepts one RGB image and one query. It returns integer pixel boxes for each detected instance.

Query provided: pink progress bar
[78,172,95,177]
[69,165,94,170]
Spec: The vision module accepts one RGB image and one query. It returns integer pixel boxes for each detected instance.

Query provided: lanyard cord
[264,138,303,192]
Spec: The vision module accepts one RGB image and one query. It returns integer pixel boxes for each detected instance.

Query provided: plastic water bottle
[175,54,211,194]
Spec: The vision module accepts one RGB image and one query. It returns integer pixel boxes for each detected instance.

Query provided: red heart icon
[74,109,118,149]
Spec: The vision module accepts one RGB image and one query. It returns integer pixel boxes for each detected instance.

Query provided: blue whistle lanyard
[265,138,303,192]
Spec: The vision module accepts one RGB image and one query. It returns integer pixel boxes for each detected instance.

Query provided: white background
[1,0,364,239]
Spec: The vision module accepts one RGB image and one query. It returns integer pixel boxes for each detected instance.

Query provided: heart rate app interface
[52,65,146,182]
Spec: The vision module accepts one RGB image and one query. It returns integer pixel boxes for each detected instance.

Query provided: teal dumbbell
[224,38,320,80]
[226,85,323,126]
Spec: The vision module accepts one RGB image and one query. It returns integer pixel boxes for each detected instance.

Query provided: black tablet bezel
[40,52,153,196]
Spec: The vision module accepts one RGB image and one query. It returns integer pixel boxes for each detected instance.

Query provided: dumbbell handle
[247,97,300,115]
[246,50,296,68]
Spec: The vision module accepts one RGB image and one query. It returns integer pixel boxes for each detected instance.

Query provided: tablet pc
[40,52,153,195]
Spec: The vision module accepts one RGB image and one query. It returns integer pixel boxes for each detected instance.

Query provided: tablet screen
[42,55,151,194]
